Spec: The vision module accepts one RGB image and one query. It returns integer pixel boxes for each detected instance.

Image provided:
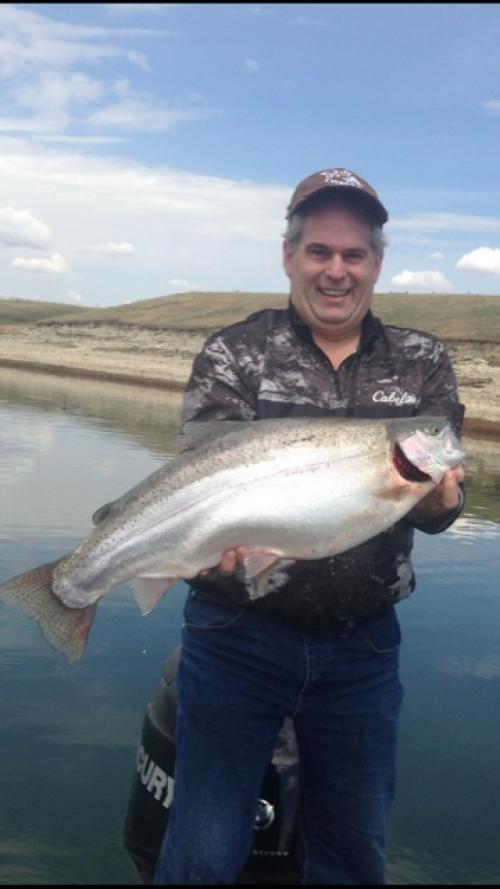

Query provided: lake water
[0,367,499,885]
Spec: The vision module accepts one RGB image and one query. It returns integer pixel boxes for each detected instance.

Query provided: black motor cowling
[123,645,302,884]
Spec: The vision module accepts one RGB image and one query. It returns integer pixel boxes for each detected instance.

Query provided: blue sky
[1,2,500,306]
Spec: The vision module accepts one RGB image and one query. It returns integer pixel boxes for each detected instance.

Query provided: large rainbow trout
[0,416,464,661]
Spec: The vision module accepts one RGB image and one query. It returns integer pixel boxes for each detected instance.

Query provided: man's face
[283,205,382,339]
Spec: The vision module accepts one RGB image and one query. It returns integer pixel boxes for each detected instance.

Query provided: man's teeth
[321,288,349,296]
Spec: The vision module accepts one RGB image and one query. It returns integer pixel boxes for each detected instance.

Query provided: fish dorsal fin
[92,501,113,525]
[132,576,179,614]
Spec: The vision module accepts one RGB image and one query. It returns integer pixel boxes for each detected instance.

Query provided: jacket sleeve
[410,340,465,535]
[178,332,258,450]
[416,340,465,434]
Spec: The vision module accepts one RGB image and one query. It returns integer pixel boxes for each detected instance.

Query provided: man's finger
[218,549,239,574]
[437,469,463,509]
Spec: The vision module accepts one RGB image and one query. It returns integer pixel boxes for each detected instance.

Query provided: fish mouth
[393,443,431,482]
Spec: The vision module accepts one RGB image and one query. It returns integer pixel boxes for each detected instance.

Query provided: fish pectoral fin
[132,576,180,615]
[240,548,290,598]
[241,548,284,580]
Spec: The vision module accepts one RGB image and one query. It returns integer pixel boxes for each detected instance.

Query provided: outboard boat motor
[123,645,302,884]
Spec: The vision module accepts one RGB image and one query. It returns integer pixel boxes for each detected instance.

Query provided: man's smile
[318,286,351,297]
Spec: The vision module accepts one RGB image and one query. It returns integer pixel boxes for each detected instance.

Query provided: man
[153,168,464,885]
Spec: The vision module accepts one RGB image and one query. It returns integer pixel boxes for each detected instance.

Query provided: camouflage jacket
[180,304,465,630]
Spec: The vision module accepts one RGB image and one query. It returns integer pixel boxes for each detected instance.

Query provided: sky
[1,2,500,307]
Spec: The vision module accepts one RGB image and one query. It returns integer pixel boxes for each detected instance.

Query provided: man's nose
[324,254,347,278]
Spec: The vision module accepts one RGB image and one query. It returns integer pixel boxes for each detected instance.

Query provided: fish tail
[0,559,96,662]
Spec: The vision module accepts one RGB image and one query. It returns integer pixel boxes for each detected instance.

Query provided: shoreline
[0,356,186,392]
[1,323,500,438]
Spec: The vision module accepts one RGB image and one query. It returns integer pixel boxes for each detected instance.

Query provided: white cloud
[0,139,286,240]
[0,138,289,303]
[67,289,85,304]
[390,269,453,292]
[85,97,213,132]
[244,59,261,72]
[481,99,500,113]
[429,251,445,261]
[168,277,200,291]
[39,135,130,145]
[243,4,274,15]
[457,247,500,275]
[0,7,192,145]
[390,213,500,234]
[13,73,105,112]
[293,16,325,27]
[170,248,214,269]
[0,5,150,77]
[0,206,52,248]
[0,81,214,138]
[12,252,68,275]
[106,3,175,14]
[89,241,135,256]
[0,114,68,133]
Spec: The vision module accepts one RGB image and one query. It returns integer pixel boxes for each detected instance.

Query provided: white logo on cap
[319,169,362,188]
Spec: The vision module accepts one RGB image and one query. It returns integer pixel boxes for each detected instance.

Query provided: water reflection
[0,366,183,457]
[445,514,500,541]
[0,409,54,485]
[439,651,500,680]
[462,433,500,523]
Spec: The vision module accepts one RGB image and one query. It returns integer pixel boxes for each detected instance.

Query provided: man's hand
[200,546,249,577]
[407,465,464,522]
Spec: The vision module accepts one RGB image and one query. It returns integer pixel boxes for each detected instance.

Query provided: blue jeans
[153,594,403,885]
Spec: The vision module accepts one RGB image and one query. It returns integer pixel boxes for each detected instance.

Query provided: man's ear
[282,241,292,278]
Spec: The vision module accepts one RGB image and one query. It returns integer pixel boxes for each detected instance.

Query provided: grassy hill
[374,293,500,343]
[0,297,86,325]
[36,291,288,332]
[2,290,500,344]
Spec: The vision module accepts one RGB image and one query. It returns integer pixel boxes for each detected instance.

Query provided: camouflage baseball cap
[286,167,389,225]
